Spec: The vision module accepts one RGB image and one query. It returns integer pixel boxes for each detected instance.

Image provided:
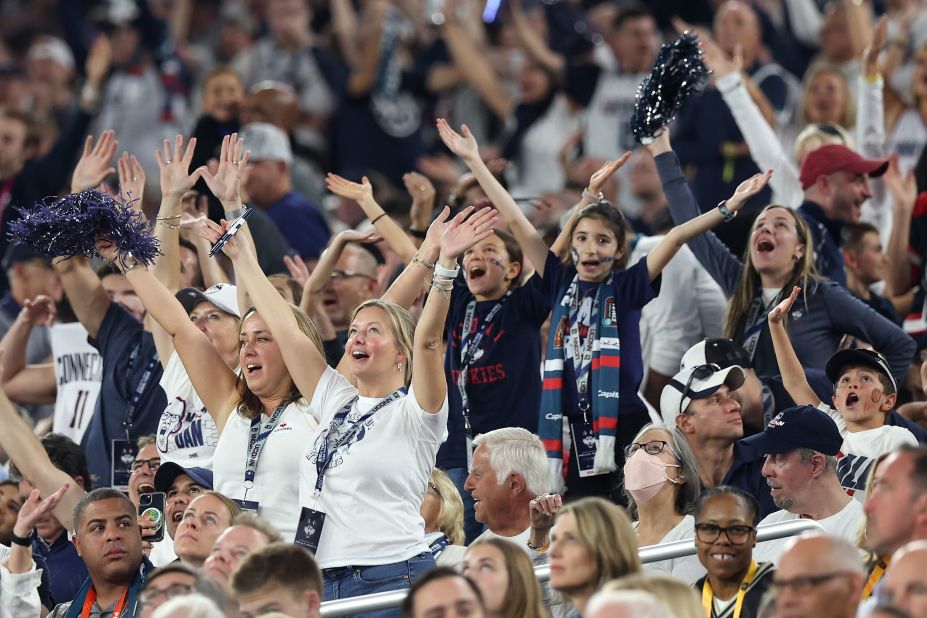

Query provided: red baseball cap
[799,144,889,189]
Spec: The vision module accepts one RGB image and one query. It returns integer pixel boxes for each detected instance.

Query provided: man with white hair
[464,428,557,556]
[586,589,675,618]
[879,541,927,617]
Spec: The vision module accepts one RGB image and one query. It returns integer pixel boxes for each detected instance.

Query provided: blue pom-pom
[631,32,710,144]
[7,189,160,265]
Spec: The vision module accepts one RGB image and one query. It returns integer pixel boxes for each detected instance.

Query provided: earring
[397,362,402,373]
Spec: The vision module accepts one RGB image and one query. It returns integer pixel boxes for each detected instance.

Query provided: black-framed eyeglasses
[679,363,721,415]
[131,458,161,472]
[330,270,375,282]
[623,440,682,460]
[694,523,756,545]
[139,583,193,607]
[770,572,849,595]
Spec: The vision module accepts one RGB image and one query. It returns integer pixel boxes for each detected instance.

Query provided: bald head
[775,534,864,618]
[881,541,927,618]
[586,590,673,618]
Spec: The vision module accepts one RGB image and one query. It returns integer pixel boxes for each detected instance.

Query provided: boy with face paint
[769,287,917,500]
[437,227,550,542]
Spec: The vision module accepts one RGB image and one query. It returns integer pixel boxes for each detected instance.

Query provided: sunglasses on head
[679,363,722,416]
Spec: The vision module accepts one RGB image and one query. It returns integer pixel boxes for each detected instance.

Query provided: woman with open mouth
[649,127,914,385]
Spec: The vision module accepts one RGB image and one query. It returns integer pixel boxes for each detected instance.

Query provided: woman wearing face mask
[693,486,774,618]
[624,424,705,582]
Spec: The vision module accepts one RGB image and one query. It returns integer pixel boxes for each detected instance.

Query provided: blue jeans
[445,466,485,544]
[322,552,435,618]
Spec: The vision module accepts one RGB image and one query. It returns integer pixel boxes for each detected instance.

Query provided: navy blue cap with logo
[741,404,842,456]
[154,462,214,493]
[824,348,897,393]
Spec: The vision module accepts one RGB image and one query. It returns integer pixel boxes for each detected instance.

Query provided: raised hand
[699,35,741,79]
[768,286,800,324]
[588,151,632,196]
[325,174,375,207]
[71,130,118,193]
[436,119,480,162]
[864,16,888,77]
[21,296,57,327]
[199,218,242,261]
[197,133,250,205]
[529,493,563,533]
[117,152,145,210]
[728,169,773,211]
[283,255,311,288]
[439,205,499,259]
[94,236,120,263]
[84,35,112,88]
[156,135,201,200]
[13,486,69,541]
[884,154,917,214]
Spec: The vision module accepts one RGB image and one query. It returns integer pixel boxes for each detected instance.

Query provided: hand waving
[156,135,201,200]
[21,296,57,327]
[436,119,480,162]
[13,486,69,540]
[728,169,773,212]
[768,286,800,325]
[326,174,375,207]
[198,133,250,205]
[587,152,632,196]
[200,218,242,261]
[439,205,499,259]
[883,154,917,214]
[117,152,145,211]
[71,131,118,193]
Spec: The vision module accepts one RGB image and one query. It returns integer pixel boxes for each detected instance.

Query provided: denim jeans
[445,466,485,544]
[322,552,435,618]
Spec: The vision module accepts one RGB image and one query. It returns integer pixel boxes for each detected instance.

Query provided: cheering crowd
[3,0,927,617]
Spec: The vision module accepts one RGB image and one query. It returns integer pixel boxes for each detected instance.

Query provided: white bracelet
[434,262,460,279]
[582,188,603,202]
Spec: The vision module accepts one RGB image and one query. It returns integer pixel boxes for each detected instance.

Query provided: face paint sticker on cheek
[871,388,882,403]
[571,247,580,264]
[485,257,504,270]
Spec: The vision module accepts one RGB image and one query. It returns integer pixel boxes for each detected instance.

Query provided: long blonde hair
[723,205,817,340]
[236,305,324,420]
[351,299,415,386]
[429,468,465,545]
[555,497,642,592]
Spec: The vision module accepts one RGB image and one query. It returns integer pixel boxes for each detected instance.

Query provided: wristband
[434,262,460,279]
[717,201,737,222]
[582,188,604,203]
[371,213,387,225]
[526,539,549,553]
[407,227,427,240]
[10,531,32,547]
[225,207,247,220]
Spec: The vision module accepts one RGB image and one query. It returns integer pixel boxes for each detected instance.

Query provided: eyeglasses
[330,270,374,282]
[770,572,849,595]
[427,482,441,498]
[815,123,844,138]
[131,458,161,472]
[623,440,681,460]
[679,363,721,415]
[694,523,756,545]
[139,583,193,607]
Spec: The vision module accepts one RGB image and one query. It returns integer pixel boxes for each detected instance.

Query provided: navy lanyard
[312,389,405,497]
[742,289,782,362]
[122,342,159,439]
[456,291,512,435]
[567,280,600,416]
[243,404,287,499]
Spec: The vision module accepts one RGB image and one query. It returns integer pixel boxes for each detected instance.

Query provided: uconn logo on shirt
[57,352,103,386]
[157,399,219,454]
[305,415,377,471]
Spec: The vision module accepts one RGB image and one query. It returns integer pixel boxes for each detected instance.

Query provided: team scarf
[538,272,620,484]
[65,556,152,618]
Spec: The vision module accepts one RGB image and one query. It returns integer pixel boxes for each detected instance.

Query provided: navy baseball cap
[825,348,896,393]
[741,405,842,456]
[154,462,214,494]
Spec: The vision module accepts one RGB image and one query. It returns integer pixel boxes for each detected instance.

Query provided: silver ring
[419,186,426,191]
[132,176,138,181]
[165,159,171,164]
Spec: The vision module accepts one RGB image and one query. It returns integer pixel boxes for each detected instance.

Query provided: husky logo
[767,412,786,428]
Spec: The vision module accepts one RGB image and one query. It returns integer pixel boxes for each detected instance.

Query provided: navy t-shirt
[34,532,87,605]
[724,440,776,518]
[541,252,660,421]
[437,275,550,470]
[83,303,166,488]
[264,191,331,260]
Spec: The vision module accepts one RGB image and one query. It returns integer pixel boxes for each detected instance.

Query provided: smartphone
[139,492,166,543]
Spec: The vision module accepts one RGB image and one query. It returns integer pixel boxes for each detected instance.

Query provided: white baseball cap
[176,283,241,318]
[659,364,745,421]
[239,122,292,166]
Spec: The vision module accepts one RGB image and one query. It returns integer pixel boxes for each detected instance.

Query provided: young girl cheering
[437,119,771,499]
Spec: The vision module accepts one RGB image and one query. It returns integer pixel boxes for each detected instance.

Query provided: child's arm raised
[645,169,772,282]
[436,119,549,276]
[768,286,823,407]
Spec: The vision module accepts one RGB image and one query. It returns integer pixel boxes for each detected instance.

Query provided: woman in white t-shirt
[625,424,706,584]
[209,203,498,608]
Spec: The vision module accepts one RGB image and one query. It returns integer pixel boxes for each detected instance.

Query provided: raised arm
[381,210,449,310]
[767,286,823,407]
[646,169,773,281]
[507,0,565,76]
[402,172,437,248]
[325,174,418,263]
[440,20,514,119]
[883,155,917,296]
[413,206,498,412]
[180,196,231,288]
[203,219,329,402]
[436,119,549,273]
[0,298,57,405]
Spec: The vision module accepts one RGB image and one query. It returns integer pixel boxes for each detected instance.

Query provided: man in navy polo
[662,363,775,517]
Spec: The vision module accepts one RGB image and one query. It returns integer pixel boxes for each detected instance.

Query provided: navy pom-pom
[631,32,709,144]
[7,189,160,265]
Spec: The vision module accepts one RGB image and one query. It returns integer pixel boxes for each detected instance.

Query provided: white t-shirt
[636,515,706,584]
[214,398,319,542]
[156,352,220,468]
[148,532,177,567]
[816,403,918,499]
[50,323,102,445]
[302,367,448,569]
[753,498,862,564]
